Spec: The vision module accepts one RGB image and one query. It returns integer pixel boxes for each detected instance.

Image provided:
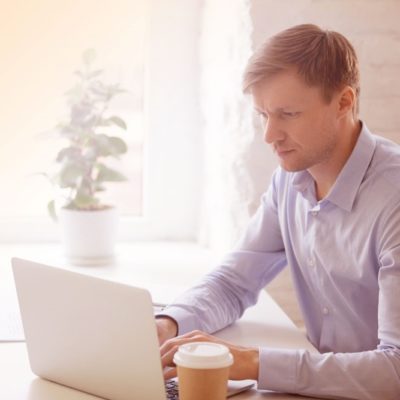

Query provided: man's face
[251,69,341,172]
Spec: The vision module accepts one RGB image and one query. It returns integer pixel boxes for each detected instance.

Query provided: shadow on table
[28,377,98,400]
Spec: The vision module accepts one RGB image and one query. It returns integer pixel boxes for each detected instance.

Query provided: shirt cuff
[258,347,298,393]
[155,306,201,336]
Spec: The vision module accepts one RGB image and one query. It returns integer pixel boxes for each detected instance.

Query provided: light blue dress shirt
[160,123,400,399]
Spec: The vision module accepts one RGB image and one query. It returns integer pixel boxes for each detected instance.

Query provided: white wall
[199,0,400,253]
[144,0,204,240]
[198,0,262,253]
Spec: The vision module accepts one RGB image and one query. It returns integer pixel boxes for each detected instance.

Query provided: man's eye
[282,111,300,118]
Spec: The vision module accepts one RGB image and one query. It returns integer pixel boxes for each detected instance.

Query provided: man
[156,24,400,400]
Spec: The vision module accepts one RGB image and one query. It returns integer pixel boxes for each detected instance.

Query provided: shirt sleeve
[157,171,287,335]
[257,204,400,400]
[258,344,400,400]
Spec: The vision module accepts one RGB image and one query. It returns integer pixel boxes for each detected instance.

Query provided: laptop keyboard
[165,379,179,400]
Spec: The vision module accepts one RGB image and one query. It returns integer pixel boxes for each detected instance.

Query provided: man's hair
[243,24,360,116]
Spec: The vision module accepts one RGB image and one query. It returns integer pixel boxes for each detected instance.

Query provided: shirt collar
[292,122,377,211]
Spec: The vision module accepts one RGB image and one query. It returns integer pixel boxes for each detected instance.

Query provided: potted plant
[46,49,128,264]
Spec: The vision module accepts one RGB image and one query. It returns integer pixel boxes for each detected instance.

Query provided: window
[0,0,203,242]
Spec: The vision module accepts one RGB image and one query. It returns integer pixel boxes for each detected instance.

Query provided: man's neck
[309,118,362,201]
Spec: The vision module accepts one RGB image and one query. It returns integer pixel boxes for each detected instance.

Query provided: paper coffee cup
[173,342,233,400]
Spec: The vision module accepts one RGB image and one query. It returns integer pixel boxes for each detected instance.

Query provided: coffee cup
[173,341,233,400]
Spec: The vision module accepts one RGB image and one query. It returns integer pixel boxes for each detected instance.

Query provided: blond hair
[243,24,360,115]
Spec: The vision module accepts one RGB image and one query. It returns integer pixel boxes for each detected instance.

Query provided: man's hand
[156,316,178,345]
[160,330,260,381]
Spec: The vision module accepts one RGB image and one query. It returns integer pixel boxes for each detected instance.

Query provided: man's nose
[263,119,284,144]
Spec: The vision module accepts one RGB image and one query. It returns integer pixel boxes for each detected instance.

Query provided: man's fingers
[160,331,213,358]
[160,330,234,379]
[160,329,259,381]
[161,344,179,368]
[164,366,177,381]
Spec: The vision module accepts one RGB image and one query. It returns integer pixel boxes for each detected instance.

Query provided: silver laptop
[12,257,254,400]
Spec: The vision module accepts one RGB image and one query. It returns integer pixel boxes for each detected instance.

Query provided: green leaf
[56,147,81,163]
[94,184,106,192]
[89,81,108,98]
[108,116,127,130]
[58,163,85,188]
[73,190,98,208]
[82,146,98,161]
[47,200,57,221]
[108,137,128,155]
[96,118,112,128]
[96,164,127,182]
[88,134,127,157]
[58,124,78,138]
[90,134,111,156]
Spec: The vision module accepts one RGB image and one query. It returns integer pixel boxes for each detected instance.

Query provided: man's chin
[278,161,306,173]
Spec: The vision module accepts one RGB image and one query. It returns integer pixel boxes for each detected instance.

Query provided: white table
[0,243,321,399]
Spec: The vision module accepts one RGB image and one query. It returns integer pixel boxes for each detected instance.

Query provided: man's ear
[337,86,356,118]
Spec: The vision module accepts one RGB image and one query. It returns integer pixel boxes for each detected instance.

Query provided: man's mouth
[275,148,294,157]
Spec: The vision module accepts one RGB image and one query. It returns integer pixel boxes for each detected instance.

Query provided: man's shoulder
[374,133,400,157]
[358,134,400,215]
[370,134,400,189]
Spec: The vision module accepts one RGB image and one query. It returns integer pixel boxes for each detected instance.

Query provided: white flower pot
[59,207,118,265]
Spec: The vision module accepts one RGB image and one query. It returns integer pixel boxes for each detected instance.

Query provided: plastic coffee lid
[173,342,234,369]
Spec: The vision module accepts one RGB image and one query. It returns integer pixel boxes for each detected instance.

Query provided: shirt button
[308,259,315,267]
[311,211,318,216]
[322,307,329,315]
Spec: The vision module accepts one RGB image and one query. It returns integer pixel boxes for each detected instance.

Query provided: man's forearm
[156,256,284,336]
[258,346,400,400]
